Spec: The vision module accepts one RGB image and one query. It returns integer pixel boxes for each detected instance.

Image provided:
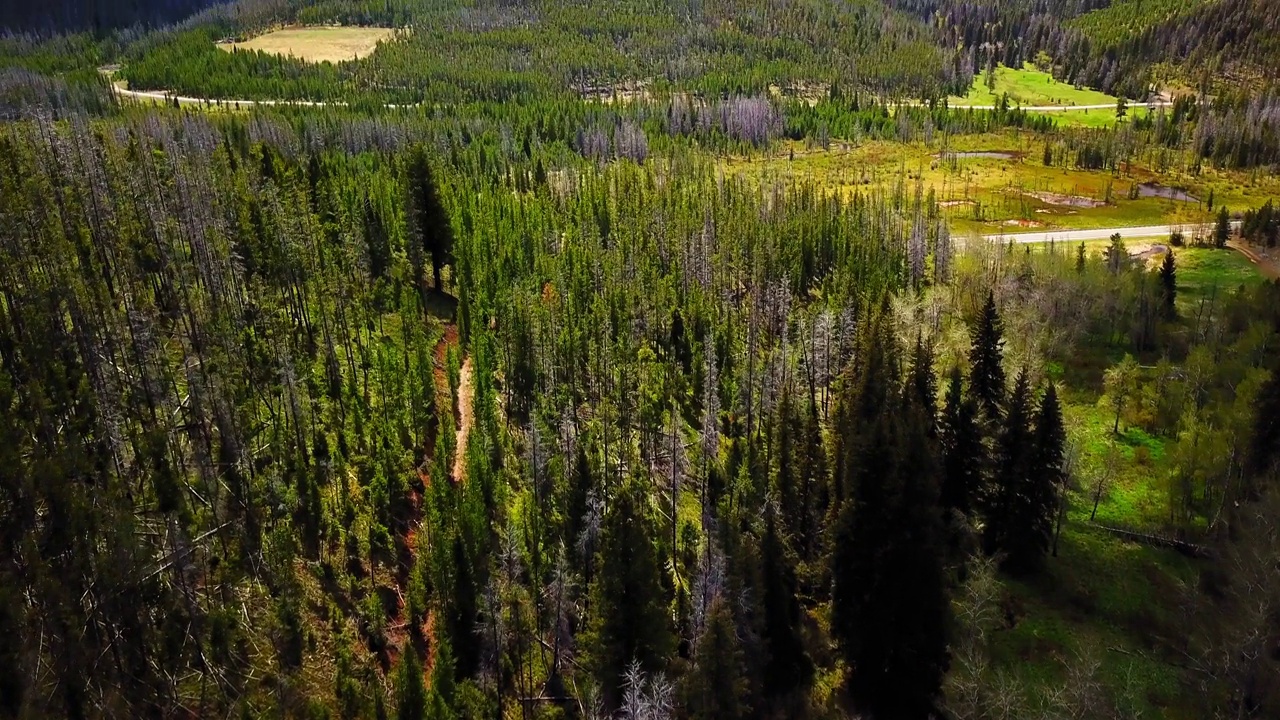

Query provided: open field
[1029,105,1153,129]
[216,26,396,64]
[950,63,1126,109]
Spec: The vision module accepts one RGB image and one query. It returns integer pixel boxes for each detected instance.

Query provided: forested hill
[890,0,1280,95]
[0,0,229,34]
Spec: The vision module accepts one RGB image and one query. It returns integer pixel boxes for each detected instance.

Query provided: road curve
[112,83,418,109]
[113,80,1169,115]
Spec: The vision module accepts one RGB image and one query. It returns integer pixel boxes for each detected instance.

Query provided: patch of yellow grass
[217,26,397,64]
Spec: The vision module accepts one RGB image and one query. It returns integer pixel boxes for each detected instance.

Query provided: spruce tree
[406,145,455,293]
[395,645,427,720]
[760,509,812,700]
[968,291,1007,423]
[363,194,391,281]
[774,388,801,535]
[797,400,827,563]
[909,334,938,432]
[940,367,984,516]
[1246,360,1280,479]
[685,598,748,720]
[830,310,950,719]
[1105,233,1129,273]
[1008,382,1067,574]
[588,476,673,706]
[880,397,952,717]
[1159,250,1177,319]
[447,535,479,678]
[1215,205,1232,249]
[982,370,1034,569]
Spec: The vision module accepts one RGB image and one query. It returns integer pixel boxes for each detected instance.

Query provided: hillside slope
[0,0,229,33]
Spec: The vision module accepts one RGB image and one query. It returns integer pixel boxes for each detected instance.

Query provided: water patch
[1137,183,1198,202]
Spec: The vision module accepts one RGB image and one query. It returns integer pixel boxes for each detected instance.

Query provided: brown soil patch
[452,355,475,483]
[1229,240,1280,281]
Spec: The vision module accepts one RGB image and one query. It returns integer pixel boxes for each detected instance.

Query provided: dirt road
[451,355,474,483]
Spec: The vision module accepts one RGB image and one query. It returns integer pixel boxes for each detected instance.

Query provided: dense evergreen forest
[3,1,1280,719]
[0,0,229,34]
[1,101,1278,719]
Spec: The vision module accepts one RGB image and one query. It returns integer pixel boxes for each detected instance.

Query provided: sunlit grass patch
[949,63,1122,109]
[1175,246,1266,310]
[217,26,398,64]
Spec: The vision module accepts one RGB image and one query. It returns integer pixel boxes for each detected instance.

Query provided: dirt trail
[451,355,475,482]
[1228,240,1280,281]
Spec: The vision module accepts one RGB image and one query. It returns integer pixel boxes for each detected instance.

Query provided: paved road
[113,80,1171,115]
[982,221,1239,244]
[951,101,1170,113]
[111,83,423,109]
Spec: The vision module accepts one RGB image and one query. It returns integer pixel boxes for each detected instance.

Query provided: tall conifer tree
[940,366,984,516]
[1011,382,1068,573]
[760,509,812,700]
[968,291,1007,423]
[587,477,673,706]
[1160,250,1177,319]
[982,370,1034,570]
[685,598,748,720]
[406,145,454,293]
[830,306,951,719]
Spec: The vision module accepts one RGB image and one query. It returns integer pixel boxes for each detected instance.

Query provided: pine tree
[1159,250,1177,319]
[774,388,801,535]
[909,335,938,431]
[587,476,673,705]
[1246,360,1280,479]
[968,291,1007,423]
[684,598,748,720]
[1215,205,1232,249]
[940,367,984,515]
[1006,382,1066,574]
[982,370,1034,568]
[830,311,950,719]
[760,509,812,700]
[406,145,455,293]
[396,645,427,720]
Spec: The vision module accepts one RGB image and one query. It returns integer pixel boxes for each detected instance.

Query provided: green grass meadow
[949,63,1124,109]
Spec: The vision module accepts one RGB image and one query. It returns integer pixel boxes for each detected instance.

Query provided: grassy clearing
[949,63,1123,108]
[217,26,398,64]
[1174,245,1267,306]
[1029,104,1152,129]
[990,523,1201,718]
